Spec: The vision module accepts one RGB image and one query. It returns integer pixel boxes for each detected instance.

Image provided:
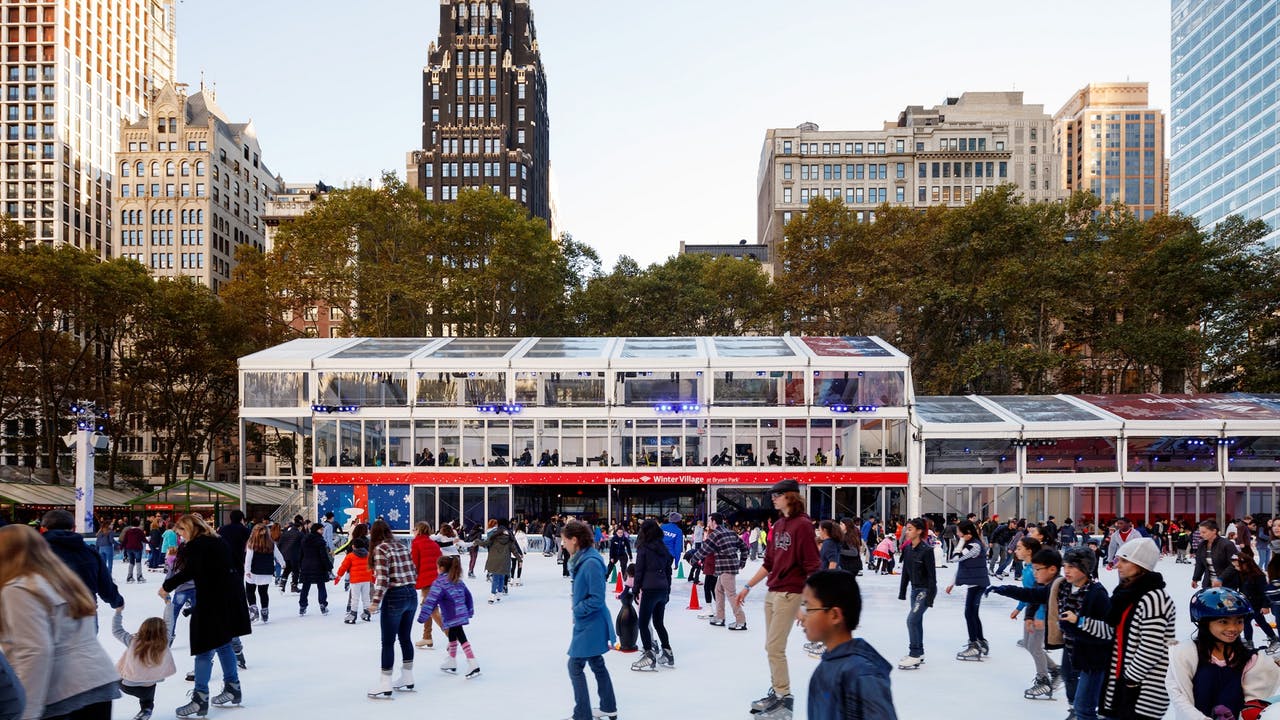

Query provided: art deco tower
[407,0,550,224]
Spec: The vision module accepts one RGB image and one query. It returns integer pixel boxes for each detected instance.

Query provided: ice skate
[1267,639,1280,654]
[361,609,371,622]
[175,691,209,718]
[235,649,246,670]
[440,655,458,674]
[1024,674,1054,700]
[210,682,241,707]
[1049,667,1063,689]
[591,709,617,720]
[750,688,780,713]
[897,655,924,670]
[344,611,357,624]
[708,618,725,627]
[755,694,793,719]
[393,662,415,691]
[804,641,826,658]
[260,608,269,623]
[658,646,674,668]
[464,658,481,679]
[247,605,259,622]
[978,638,990,656]
[367,670,394,699]
[320,603,329,616]
[728,622,748,631]
[630,649,657,672]
[131,709,152,720]
[414,637,434,649]
[956,641,983,661]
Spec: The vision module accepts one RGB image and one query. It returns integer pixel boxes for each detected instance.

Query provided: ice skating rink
[101,550,1213,718]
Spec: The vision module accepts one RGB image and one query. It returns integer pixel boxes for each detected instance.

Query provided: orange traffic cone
[686,581,701,610]
[614,571,624,595]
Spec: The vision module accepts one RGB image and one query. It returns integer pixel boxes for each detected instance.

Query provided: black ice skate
[175,691,209,718]
[210,682,241,707]
[630,650,657,672]
[1024,674,1054,700]
[956,641,983,661]
[658,646,674,668]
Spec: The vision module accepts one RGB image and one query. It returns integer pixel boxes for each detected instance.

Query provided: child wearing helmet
[1167,587,1280,720]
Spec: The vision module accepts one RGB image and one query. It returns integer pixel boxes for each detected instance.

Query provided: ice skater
[244,522,284,624]
[630,518,674,672]
[896,518,936,672]
[945,519,990,661]
[418,555,479,679]
[335,536,373,624]
[1167,587,1280,719]
[367,520,418,699]
[112,606,177,720]
[561,519,618,720]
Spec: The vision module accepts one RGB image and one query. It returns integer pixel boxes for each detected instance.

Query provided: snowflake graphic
[387,508,401,523]
[75,488,84,501]
[403,492,411,504]
[316,489,328,506]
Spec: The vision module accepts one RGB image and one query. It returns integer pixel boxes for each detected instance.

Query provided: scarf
[567,547,593,576]
[1106,570,1166,626]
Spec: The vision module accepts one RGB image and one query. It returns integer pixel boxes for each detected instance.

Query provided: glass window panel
[585,420,609,466]
[784,419,807,466]
[416,372,461,406]
[924,438,1015,474]
[438,420,459,466]
[972,486,994,520]
[1127,436,1217,472]
[464,372,505,405]
[360,420,386,466]
[562,419,586,467]
[318,372,408,407]
[314,419,337,467]
[1228,437,1280,471]
[515,371,606,406]
[1227,486,1247,520]
[487,419,511,466]
[614,420,633,467]
[620,372,699,406]
[1200,487,1220,522]
[1024,487,1046,523]
[997,486,1020,519]
[513,420,534,466]
[428,338,521,358]
[1123,487,1147,524]
[859,487,882,521]
[810,419,834,466]
[858,371,906,407]
[761,419,782,465]
[339,420,361,466]
[1149,487,1171,522]
[922,487,945,517]
[1098,487,1119,526]
[810,487,833,521]
[523,337,609,359]
[914,396,1003,424]
[1047,487,1071,523]
[888,488,906,520]
[243,372,307,407]
[1026,437,1117,473]
[414,420,437,465]
[460,419,485,467]
[462,487,485,528]
[487,487,510,525]
[708,419,733,466]
[388,420,411,466]
[413,487,437,528]
[1174,487,1196,525]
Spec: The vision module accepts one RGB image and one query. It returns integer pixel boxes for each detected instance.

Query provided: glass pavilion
[239,336,912,530]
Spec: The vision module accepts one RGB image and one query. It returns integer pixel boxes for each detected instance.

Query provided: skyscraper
[1054,82,1166,219]
[1,0,177,258]
[1171,0,1280,246]
[406,0,550,224]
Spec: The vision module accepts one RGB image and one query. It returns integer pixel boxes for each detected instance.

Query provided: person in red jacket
[735,479,821,719]
[411,521,443,648]
[334,537,374,624]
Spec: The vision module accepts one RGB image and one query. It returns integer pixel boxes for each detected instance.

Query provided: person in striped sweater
[1094,537,1176,720]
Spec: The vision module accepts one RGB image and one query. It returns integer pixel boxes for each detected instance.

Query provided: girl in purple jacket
[417,556,479,679]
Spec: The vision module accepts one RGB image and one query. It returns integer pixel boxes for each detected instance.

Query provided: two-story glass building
[238,336,912,531]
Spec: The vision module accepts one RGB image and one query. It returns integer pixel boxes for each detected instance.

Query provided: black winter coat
[298,532,333,583]
[162,534,252,655]
[43,528,124,609]
[609,535,632,561]
[276,526,303,564]
[633,540,673,592]
[217,521,251,571]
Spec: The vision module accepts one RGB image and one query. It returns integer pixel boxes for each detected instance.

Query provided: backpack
[701,552,716,576]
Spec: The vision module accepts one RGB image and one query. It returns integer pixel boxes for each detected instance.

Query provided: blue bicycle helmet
[1189,587,1253,623]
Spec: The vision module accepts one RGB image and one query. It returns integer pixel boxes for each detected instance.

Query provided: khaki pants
[419,587,442,642]
[763,590,803,696]
[714,573,746,625]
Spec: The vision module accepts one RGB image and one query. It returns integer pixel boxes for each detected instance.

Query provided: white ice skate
[393,662,415,691]
[897,655,924,670]
[367,671,393,699]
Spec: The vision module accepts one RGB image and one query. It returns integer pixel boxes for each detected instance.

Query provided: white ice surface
[98,552,1215,719]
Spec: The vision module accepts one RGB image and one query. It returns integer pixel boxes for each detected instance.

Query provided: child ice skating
[1167,587,1280,720]
[335,536,373,624]
[417,555,480,679]
[244,522,284,624]
[113,607,177,720]
[800,570,897,720]
[945,519,991,662]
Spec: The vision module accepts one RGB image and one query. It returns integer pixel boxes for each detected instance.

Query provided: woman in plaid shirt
[367,520,418,699]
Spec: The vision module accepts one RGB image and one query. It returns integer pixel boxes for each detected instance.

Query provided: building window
[995,141,1005,151]
[895,140,905,153]
[517,130,525,144]
[896,163,905,179]
[854,143,863,154]
[517,107,525,121]
[783,187,792,203]
[518,83,526,99]
[782,141,792,155]
[896,187,905,203]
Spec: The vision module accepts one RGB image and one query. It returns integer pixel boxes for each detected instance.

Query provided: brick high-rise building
[1054,82,1166,219]
[1,0,176,257]
[406,0,550,224]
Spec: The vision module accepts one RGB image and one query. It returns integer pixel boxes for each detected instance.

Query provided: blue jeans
[98,546,114,574]
[168,587,196,645]
[964,586,985,642]
[1260,543,1272,571]
[905,588,929,657]
[490,573,507,595]
[568,655,616,720]
[378,585,416,670]
[193,641,238,695]
[1061,651,1103,720]
[996,550,1015,576]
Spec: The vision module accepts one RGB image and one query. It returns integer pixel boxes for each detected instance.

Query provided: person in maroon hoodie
[735,479,820,719]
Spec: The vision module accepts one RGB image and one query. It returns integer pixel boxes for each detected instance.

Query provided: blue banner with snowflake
[316,484,411,532]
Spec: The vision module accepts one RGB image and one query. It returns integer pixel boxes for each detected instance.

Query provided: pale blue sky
[177,0,1171,266]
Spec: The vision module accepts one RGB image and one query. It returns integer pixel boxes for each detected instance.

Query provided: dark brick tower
[407,0,550,225]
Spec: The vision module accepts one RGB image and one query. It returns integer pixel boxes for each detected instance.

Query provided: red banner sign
[145,504,174,510]
[312,469,907,487]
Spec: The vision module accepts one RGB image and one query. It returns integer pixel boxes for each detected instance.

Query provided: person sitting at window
[518,448,532,466]
[438,448,450,466]
[538,450,551,467]
[768,449,781,466]
[550,450,560,466]
[745,449,757,466]
[786,447,802,466]
[712,449,730,466]
[815,448,827,465]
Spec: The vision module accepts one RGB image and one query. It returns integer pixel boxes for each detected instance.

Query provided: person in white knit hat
[1097,538,1176,720]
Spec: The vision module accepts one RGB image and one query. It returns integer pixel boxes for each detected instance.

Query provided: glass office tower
[1171,0,1280,247]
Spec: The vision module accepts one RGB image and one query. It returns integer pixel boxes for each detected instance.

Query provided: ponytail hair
[437,554,462,583]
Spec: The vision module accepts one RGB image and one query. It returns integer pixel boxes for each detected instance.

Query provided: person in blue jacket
[661,513,684,570]
[561,520,618,720]
[800,569,897,720]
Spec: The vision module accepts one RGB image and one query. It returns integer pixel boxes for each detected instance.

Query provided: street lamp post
[68,401,107,533]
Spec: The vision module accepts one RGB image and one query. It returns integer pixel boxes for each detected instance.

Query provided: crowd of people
[9,500,1280,719]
